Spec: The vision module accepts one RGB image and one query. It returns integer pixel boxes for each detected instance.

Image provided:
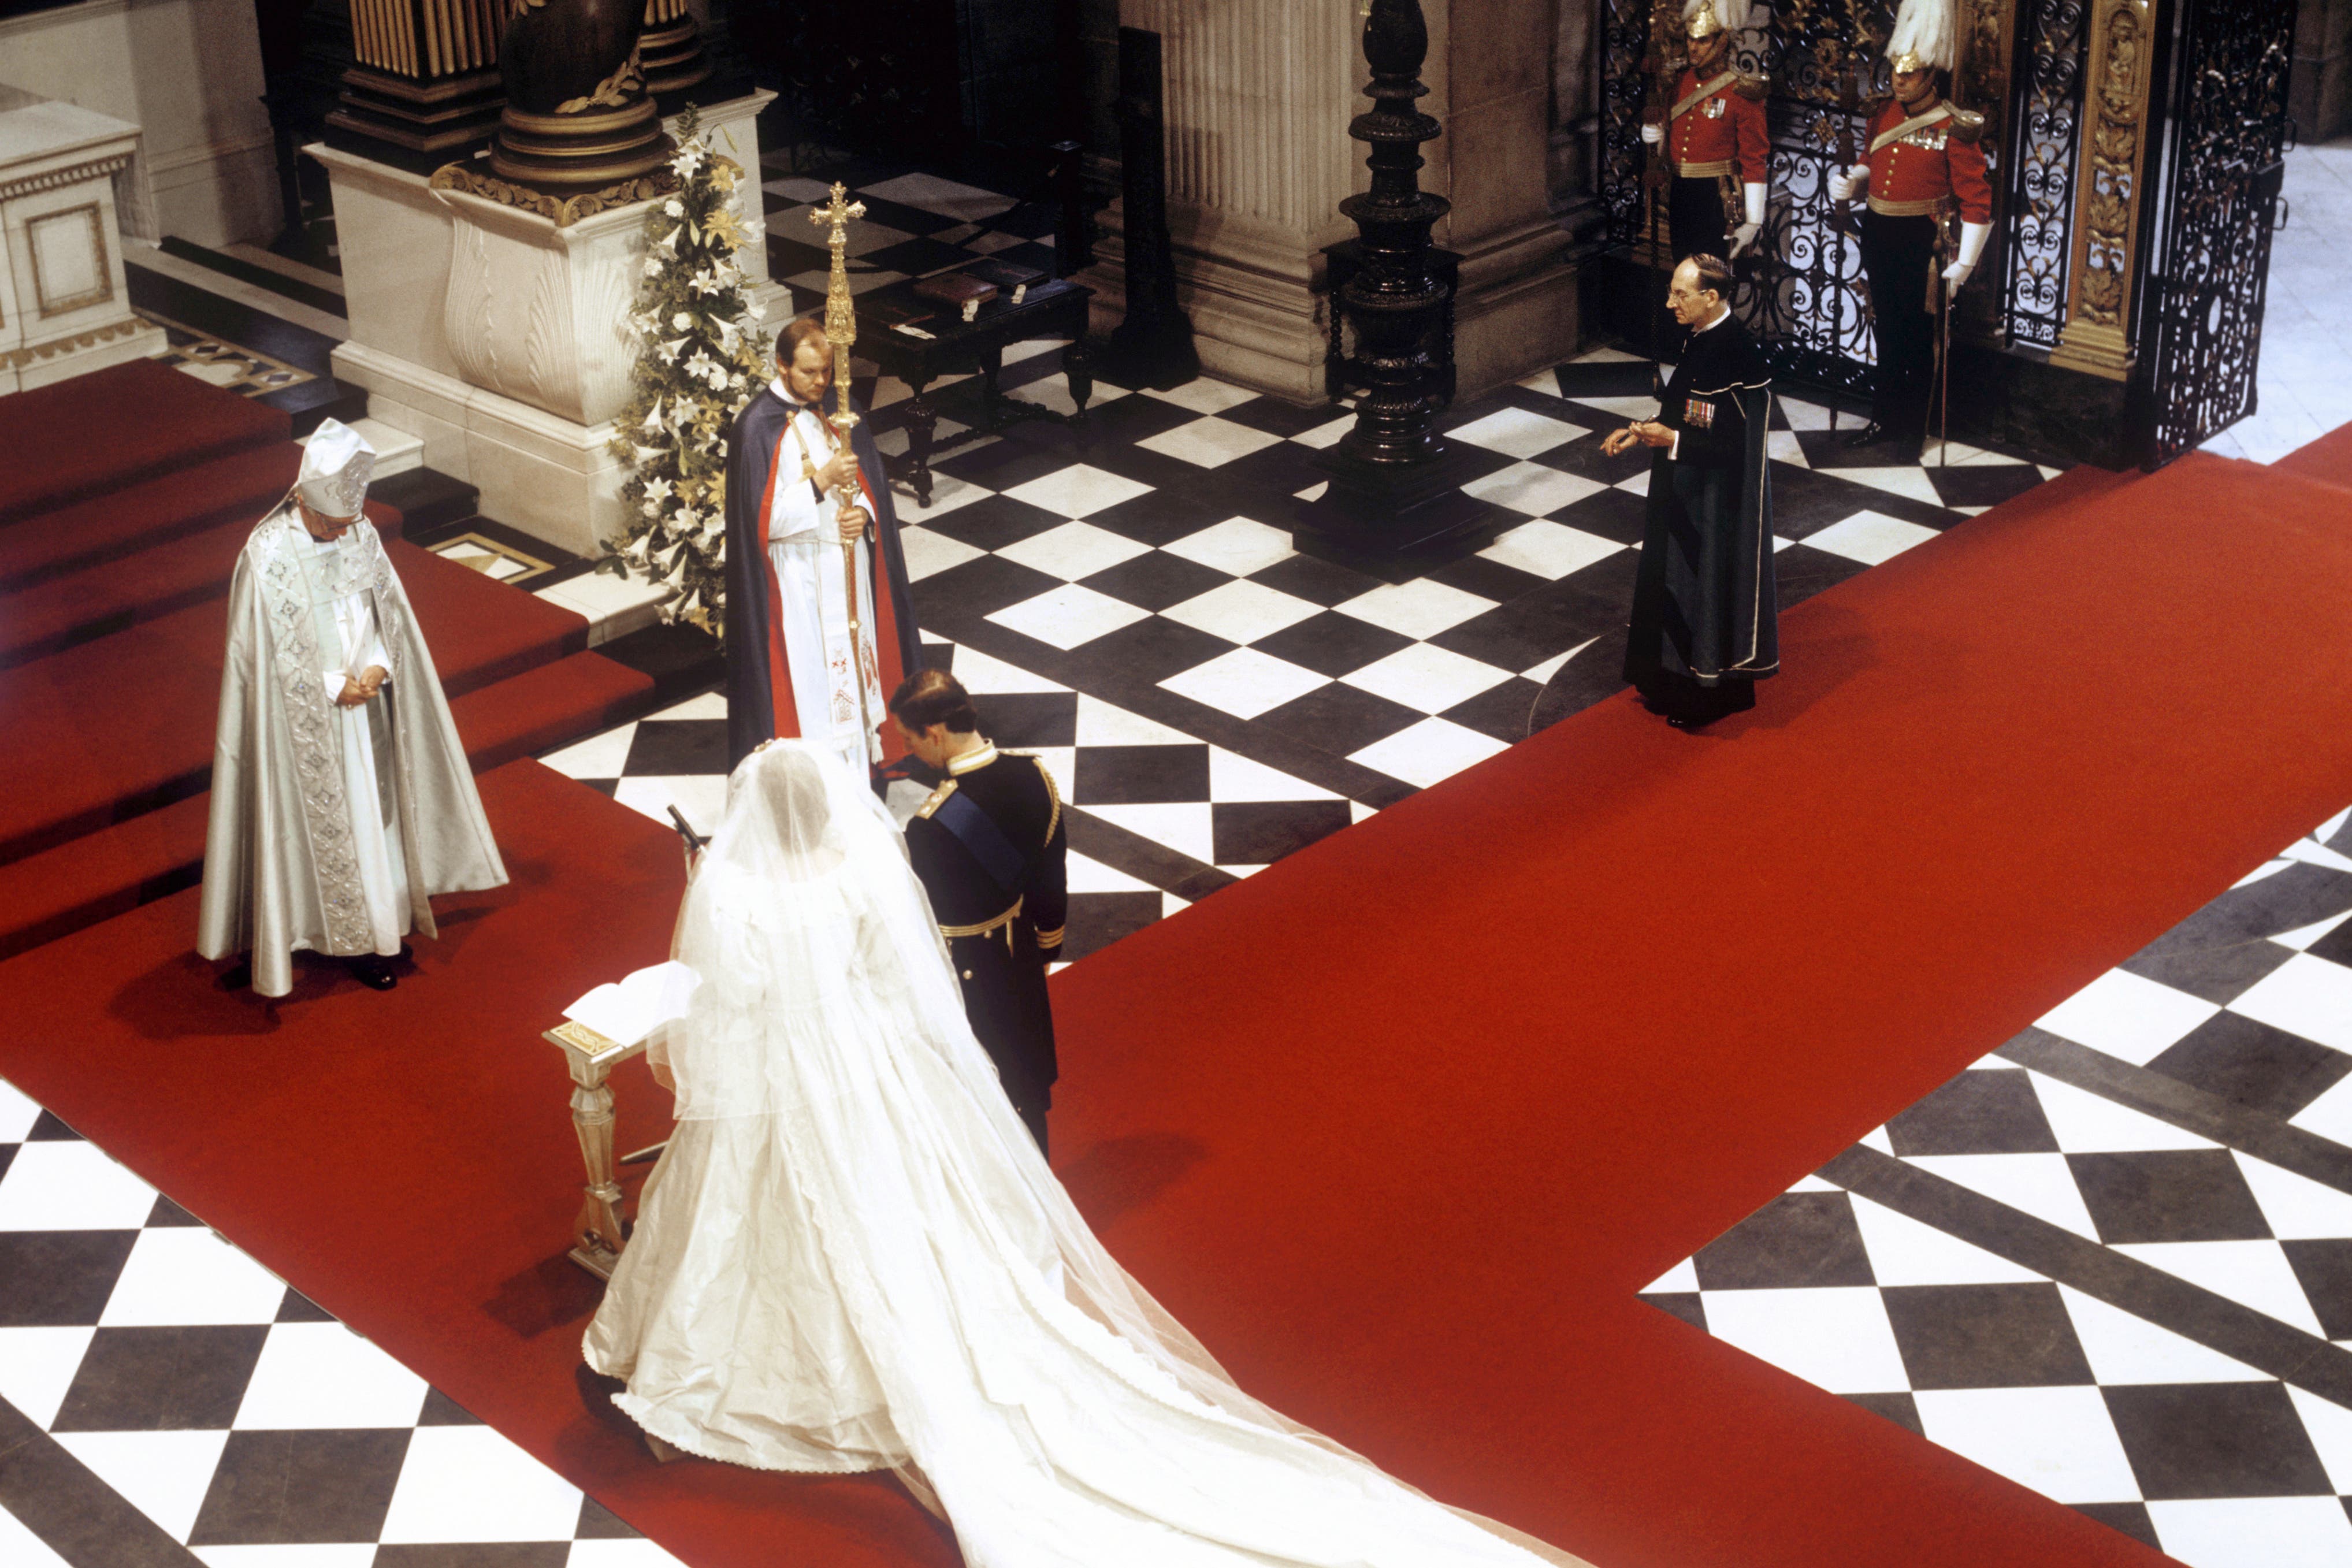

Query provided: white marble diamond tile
[1643,1257,1699,1293]
[0,1325,95,1428]
[1158,648,1329,720]
[2228,954,2352,1052]
[0,1140,158,1231]
[1073,694,1196,745]
[2284,836,2352,874]
[1778,397,1837,431]
[1207,747,1339,802]
[898,526,986,582]
[2286,1383,2352,1495]
[611,775,728,838]
[102,1228,286,1327]
[234,1322,429,1429]
[1802,510,1944,566]
[1574,393,1669,421]
[1001,337,1071,366]
[1615,469,1650,497]
[1461,460,1606,517]
[1569,345,1644,364]
[1832,465,1949,508]
[1163,517,1296,577]
[1477,520,1624,580]
[1342,644,1511,714]
[378,1425,584,1544]
[2027,1072,2217,1153]
[1137,416,1285,469]
[1521,639,1594,684]
[1333,578,1495,639]
[1911,1387,2141,1505]
[2289,1071,2352,1147]
[0,1077,43,1142]
[2037,969,2223,1065]
[1697,1285,1909,1394]
[196,1547,380,1567]
[1014,370,1128,419]
[567,1541,694,1567]
[1904,1153,2102,1239]
[1846,1193,2042,1285]
[1348,718,1511,789]
[2057,1284,2268,1384]
[857,172,1015,221]
[985,584,1150,649]
[1068,852,1154,894]
[53,1430,229,1543]
[2146,1497,2352,1568]
[1002,463,1152,520]
[1161,580,1320,644]
[1290,415,1355,450]
[995,520,1152,582]
[1766,429,1809,467]
[0,1502,70,1567]
[1085,803,1215,864]
[1161,891,1192,918]
[1450,407,1588,458]
[647,690,727,723]
[949,645,1071,695]
[899,470,991,519]
[2234,1151,2352,1239]
[1141,377,1260,414]
[770,205,912,256]
[2111,1240,2327,1335]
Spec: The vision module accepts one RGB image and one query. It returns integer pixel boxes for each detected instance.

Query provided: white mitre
[298,418,376,519]
[1886,0,1958,72]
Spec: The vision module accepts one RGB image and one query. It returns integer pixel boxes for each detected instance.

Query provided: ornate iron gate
[2137,0,2295,466]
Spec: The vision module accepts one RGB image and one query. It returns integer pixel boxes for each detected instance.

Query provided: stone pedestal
[0,100,169,396]
[1083,0,1573,404]
[309,90,781,558]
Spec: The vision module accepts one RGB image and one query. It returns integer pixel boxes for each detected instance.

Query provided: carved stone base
[325,65,505,176]
[637,18,712,96]
[491,98,672,191]
[429,163,678,228]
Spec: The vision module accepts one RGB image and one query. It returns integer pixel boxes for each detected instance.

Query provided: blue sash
[935,788,1027,902]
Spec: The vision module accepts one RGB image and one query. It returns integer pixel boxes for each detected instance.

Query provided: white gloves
[1827,164,1867,204]
[1641,122,1663,146]
[1729,182,1766,254]
[1943,220,1990,292]
[1730,223,1760,257]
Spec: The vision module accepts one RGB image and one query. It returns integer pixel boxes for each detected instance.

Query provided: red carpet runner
[5,451,2352,1567]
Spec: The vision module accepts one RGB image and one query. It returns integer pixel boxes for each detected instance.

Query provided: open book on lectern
[562,961,700,1049]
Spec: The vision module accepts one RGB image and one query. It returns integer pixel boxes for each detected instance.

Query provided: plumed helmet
[1682,0,1751,41]
[296,418,376,520]
[1885,0,1959,72]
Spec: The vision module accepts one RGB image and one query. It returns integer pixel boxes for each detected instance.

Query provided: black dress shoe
[348,955,398,991]
[217,959,252,992]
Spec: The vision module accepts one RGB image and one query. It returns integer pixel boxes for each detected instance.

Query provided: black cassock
[903,744,1068,1155]
[1622,311,1779,726]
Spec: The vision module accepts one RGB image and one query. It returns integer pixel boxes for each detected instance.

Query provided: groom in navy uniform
[891,670,1068,1155]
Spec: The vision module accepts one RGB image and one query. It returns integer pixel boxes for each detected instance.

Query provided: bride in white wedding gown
[584,740,1582,1568]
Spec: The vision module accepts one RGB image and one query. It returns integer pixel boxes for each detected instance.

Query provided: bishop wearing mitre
[722,316,922,773]
[198,419,508,996]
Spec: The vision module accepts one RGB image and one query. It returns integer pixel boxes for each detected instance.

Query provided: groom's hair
[890,668,980,734]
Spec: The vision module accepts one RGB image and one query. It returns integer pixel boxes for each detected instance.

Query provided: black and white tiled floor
[1641,805,2352,1567]
[0,1080,683,1566]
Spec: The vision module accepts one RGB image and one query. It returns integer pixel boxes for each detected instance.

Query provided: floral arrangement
[601,103,772,636]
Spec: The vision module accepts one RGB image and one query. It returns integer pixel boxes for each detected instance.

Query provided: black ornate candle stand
[1095,27,1199,392]
[1293,0,1502,581]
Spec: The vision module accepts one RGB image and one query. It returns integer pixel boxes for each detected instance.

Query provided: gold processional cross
[809,183,880,761]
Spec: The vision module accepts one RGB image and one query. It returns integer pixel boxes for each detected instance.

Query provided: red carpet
[0,442,310,594]
[0,534,589,861]
[2272,419,2352,492]
[0,359,287,525]
[5,451,2352,1568]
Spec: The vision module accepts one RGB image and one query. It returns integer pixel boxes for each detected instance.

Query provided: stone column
[1087,0,1575,404]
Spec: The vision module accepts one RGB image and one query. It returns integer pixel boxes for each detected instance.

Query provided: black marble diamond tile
[1210,801,1351,866]
[1251,682,1424,760]
[144,1195,205,1228]
[842,194,962,237]
[577,1495,644,1538]
[2152,863,2352,956]
[1772,542,1872,609]
[2068,1150,2272,1244]
[1247,552,1387,608]
[1054,388,1202,448]
[1844,1390,1927,1438]
[1220,396,1346,438]
[2307,916,2352,967]
[54,1325,270,1429]
[1881,1283,2095,1389]
[571,779,619,798]
[909,555,1065,623]
[1690,1191,1875,1291]
[1771,465,1953,535]
[764,236,830,278]
[2071,1502,2163,1551]
[419,1386,486,1425]
[1639,1291,1708,1334]
[1200,437,1335,505]
[2281,1240,2352,1339]
[276,1288,335,1323]
[2121,939,2298,1008]
[1428,554,1641,675]
[1551,359,1660,399]
[1534,440,1654,493]
[931,434,1082,492]
[1528,630,1632,733]
[1422,553,1549,605]
[1081,483,1239,548]
[1441,678,1547,744]
[1793,429,1925,471]
[1062,891,1164,963]
[372,1547,571,1568]
[1927,463,2048,511]
[987,240,1061,276]
[620,719,728,778]
[2102,1381,2335,1499]
[971,692,1077,748]
[2145,1012,2352,1120]
[28,1110,81,1140]
[190,1429,412,1545]
[0,1143,13,1186]
[1077,551,1231,612]
[1886,1071,2060,1157]
[858,236,976,278]
[1247,611,1414,679]
[1073,745,1211,805]
[0,1231,139,1326]
[1060,614,1235,686]
[918,493,1067,552]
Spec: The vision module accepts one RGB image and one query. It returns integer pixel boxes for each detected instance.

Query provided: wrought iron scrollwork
[2003,0,2088,345]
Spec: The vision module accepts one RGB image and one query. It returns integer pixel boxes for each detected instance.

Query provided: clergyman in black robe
[889,670,1068,1156]
[723,318,923,771]
[1605,253,1779,729]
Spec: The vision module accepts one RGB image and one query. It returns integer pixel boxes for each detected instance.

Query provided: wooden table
[853,276,1095,509]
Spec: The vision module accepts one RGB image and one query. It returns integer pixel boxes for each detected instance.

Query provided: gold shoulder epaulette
[1734,72,1770,101]
[1031,753,1062,845]
[914,779,957,820]
[1946,106,1987,144]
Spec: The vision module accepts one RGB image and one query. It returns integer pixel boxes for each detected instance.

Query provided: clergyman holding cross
[721,314,922,774]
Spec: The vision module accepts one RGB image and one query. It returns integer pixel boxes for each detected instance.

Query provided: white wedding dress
[584,741,1578,1568]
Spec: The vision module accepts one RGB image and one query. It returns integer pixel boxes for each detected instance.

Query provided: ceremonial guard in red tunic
[1643,0,1771,262]
[1828,0,1992,454]
[890,671,1068,1156]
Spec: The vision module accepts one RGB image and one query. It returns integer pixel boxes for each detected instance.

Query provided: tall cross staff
[809,183,881,764]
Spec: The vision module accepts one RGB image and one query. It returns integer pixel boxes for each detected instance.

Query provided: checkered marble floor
[0,1080,682,1567]
[1641,805,2352,1567]
[758,165,1061,315]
